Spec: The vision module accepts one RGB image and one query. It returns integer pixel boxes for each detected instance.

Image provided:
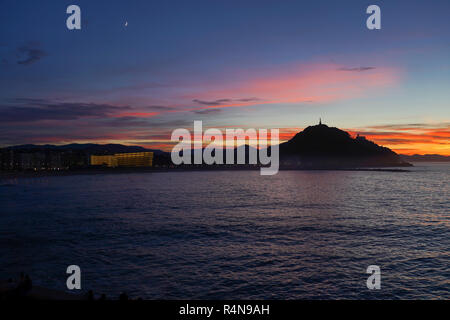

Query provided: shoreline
[0,166,412,180]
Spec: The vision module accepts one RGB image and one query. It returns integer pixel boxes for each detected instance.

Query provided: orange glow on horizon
[347,126,450,156]
[22,124,448,156]
[130,125,449,155]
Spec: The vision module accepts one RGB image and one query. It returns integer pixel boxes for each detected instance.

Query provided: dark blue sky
[0,0,449,154]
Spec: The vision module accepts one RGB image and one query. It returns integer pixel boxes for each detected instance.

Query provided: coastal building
[115,152,153,167]
[61,150,90,168]
[20,152,46,170]
[0,150,66,171]
[90,152,153,167]
[90,155,117,167]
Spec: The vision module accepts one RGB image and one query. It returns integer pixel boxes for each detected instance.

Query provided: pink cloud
[92,62,401,118]
[182,63,401,111]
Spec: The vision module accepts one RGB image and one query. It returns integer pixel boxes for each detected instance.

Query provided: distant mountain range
[4,143,168,156]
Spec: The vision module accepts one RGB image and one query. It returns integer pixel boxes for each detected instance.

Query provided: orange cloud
[349,124,450,155]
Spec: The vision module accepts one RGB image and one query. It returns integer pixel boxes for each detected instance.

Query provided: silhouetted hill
[173,124,411,168]
[279,123,411,168]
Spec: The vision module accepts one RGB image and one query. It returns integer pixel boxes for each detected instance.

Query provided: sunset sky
[1,0,449,155]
